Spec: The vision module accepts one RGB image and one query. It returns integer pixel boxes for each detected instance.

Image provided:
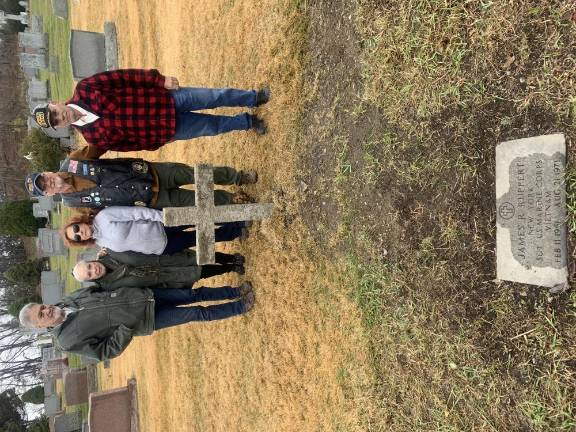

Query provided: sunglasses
[71,224,81,242]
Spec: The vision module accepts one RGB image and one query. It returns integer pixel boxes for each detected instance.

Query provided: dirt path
[70,1,371,431]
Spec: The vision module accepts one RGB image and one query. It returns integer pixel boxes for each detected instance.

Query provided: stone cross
[163,164,273,265]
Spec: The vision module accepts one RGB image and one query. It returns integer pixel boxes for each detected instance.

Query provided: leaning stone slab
[496,133,568,289]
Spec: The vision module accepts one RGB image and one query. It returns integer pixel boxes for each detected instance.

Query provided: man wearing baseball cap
[32,69,269,153]
[25,145,258,210]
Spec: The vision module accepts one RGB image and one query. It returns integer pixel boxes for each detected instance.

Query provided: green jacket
[52,286,155,361]
[94,249,203,290]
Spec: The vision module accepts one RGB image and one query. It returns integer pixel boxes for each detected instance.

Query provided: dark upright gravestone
[496,133,568,290]
[89,379,139,432]
[70,30,105,80]
[63,369,89,405]
[70,23,119,80]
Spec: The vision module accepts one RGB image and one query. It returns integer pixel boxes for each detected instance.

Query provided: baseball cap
[32,103,55,129]
[25,173,44,197]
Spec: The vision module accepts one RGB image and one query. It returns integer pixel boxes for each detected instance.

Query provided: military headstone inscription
[163,164,274,265]
[496,133,568,288]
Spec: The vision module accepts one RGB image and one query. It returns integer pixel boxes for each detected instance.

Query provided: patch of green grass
[29,0,74,100]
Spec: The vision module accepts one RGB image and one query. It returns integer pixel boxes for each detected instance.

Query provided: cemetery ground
[36,0,576,431]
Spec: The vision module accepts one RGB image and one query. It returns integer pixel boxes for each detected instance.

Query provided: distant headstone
[49,55,59,73]
[60,136,77,150]
[18,32,47,50]
[63,369,89,405]
[27,79,48,100]
[496,133,568,289]
[70,30,105,80]
[22,66,38,79]
[104,22,119,70]
[53,412,82,432]
[41,271,64,304]
[89,379,139,432]
[29,15,43,32]
[44,393,62,416]
[32,203,49,218]
[52,0,68,19]
[19,52,47,69]
[38,195,56,211]
[37,228,67,256]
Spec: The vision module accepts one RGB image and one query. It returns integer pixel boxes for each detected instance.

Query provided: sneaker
[241,290,256,313]
[256,86,271,106]
[233,253,245,266]
[238,281,253,297]
[250,115,267,135]
[238,170,258,185]
[233,264,245,275]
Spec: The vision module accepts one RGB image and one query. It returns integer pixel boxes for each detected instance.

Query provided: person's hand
[164,76,180,90]
[96,248,108,258]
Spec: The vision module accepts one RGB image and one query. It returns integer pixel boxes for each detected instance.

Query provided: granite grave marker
[496,133,568,289]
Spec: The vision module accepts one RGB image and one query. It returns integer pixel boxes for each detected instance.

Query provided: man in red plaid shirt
[32,69,269,152]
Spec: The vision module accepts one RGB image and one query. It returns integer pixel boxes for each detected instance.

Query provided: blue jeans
[171,87,257,140]
[153,286,244,330]
[162,221,244,255]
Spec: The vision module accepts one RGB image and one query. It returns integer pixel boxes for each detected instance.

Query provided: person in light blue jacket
[60,206,248,255]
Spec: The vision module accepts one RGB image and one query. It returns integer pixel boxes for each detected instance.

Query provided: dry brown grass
[70,1,371,431]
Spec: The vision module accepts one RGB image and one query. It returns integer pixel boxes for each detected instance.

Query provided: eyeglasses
[71,224,81,242]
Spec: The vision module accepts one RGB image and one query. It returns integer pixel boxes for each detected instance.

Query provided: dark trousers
[162,222,244,255]
[153,286,245,330]
[152,162,239,207]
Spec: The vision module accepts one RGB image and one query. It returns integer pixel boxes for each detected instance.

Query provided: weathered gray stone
[49,55,59,73]
[27,79,48,101]
[19,52,47,69]
[44,393,62,416]
[32,203,49,218]
[104,21,119,70]
[29,15,43,33]
[18,32,47,50]
[37,228,67,257]
[51,0,68,19]
[496,133,568,289]
[53,412,82,432]
[22,66,38,79]
[63,369,89,405]
[41,271,64,304]
[70,30,105,80]
[163,164,274,264]
[89,379,139,432]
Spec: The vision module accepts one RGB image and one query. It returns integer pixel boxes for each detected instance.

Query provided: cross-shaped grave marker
[163,164,274,265]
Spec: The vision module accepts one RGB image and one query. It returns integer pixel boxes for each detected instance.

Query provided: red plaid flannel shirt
[67,69,176,152]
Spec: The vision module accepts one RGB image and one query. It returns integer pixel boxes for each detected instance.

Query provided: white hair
[72,260,88,281]
[19,303,39,328]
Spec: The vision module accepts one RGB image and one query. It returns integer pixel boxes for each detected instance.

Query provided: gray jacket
[92,206,167,254]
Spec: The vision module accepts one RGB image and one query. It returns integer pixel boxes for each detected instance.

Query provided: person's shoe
[233,264,245,275]
[241,290,256,313]
[256,86,271,106]
[250,115,267,135]
[238,170,258,185]
[232,191,256,204]
[240,221,253,241]
[238,281,253,297]
[233,253,245,266]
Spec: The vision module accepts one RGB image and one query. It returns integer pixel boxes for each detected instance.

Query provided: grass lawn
[29,0,74,100]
